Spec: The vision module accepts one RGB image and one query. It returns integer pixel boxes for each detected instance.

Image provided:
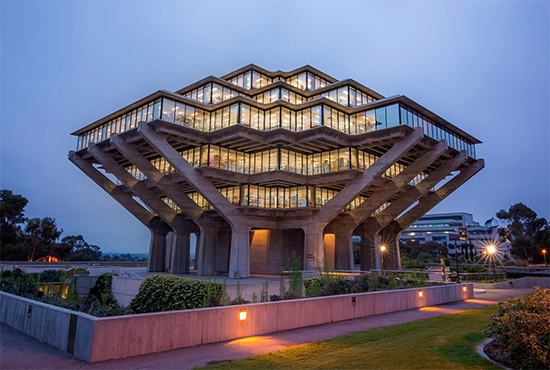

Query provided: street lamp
[542,249,547,266]
[487,245,497,283]
[380,245,386,276]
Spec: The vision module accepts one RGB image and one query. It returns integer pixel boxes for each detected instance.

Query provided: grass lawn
[203,306,500,370]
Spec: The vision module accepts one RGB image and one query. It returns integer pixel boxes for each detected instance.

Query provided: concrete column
[228,226,251,278]
[195,223,218,276]
[334,231,354,270]
[170,229,190,274]
[378,222,403,271]
[357,223,382,271]
[148,219,172,272]
[303,225,325,270]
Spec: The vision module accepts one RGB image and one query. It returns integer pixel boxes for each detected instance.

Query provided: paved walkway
[0,288,533,370]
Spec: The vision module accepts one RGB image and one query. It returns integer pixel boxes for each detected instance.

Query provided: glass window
[162,100,175,123]
[297,73,307,90]
[175,103,185,125]
[338,88,348,106]
[212,85,222,104]
[229,104,239,125]
[281,107,291,130]
[386,104,399,127]
[240,104,250,126]
[307,73,314,90]
[375,108,386,129]
[311,106,321,127]
[252,72,262,89]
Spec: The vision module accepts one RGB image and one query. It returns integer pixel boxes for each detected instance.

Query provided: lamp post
[543,249,547,266]
[487,245,497,283]
[380,245,386,276]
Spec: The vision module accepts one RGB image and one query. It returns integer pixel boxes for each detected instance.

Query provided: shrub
[485,288,550,370]
[74,268,89,275]
[40,269,66,283]
[304,274,356,297]
[130,275,223,313]
[269,294,282,301]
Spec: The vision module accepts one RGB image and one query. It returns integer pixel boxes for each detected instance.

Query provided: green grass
[203,306,501,370]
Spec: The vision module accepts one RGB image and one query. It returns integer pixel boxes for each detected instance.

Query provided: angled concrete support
[296,129,424,270]
[110,135,204,221]
[397,159,485,230]
[68,151,155,227]
[138,123,253,278]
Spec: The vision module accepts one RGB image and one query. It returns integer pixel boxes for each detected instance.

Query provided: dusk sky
[1,1,548,254]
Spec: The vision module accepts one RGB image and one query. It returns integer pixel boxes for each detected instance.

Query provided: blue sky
[1,1,548,254]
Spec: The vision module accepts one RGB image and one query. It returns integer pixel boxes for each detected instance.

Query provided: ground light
[463,286,467,292]
[418,290,423,298]
[543,249,547,266]
[380,245,386,276]
[239,309,247,321]
[487,245,497,283]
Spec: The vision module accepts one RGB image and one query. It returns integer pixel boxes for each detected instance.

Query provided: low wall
[474,277,550,290]
[0,292,96,361]
[1,284,473,363]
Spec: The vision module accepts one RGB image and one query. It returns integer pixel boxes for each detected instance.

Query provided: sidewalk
[0,288,533,370]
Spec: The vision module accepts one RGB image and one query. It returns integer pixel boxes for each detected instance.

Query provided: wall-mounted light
[352,297,356,306]
[239,309,247,321]
[463,286,467,292]
[418,290,423,298]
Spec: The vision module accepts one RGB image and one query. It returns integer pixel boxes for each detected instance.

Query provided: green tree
[0,190,28,246]
[24,217,62,261]
[497,203,549,262]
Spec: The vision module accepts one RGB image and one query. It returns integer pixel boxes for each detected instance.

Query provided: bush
[485,288,550,370]
[130,275,223,313]
[40,269,66,283]
[304,275,356,297]
[74,268,89,275]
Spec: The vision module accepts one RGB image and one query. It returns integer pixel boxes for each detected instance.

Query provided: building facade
[399,213,503,256]
[69,65,484,277]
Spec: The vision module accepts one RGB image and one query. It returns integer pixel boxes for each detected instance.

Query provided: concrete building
[399,213,502,256]
[69,65,484,278]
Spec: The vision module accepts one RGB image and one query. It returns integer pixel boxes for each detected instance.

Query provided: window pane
[311,106,321,127]
[386,104,399,127]
[162,99,175,123]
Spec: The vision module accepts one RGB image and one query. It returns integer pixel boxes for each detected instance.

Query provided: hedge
[130,275,224,314]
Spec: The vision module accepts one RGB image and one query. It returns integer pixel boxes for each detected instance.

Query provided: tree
[400,240,448,260]
[497,203,549,263]
[0,190,28,246]
[24,217,62,261]
[60,235,102,261]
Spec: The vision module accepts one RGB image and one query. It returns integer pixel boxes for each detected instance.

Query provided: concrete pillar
[148,219,172,272]
[196,223,218,276]
[170,229,190,274]
[228,226,251,278]
[303,225,325,270]
[379,222,403,271]
[323,233,336,271]
[357,222,381,271]
[334,232,353,270]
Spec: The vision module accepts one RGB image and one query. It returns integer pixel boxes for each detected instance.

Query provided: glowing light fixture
[487,245,496,255]
[418,290,423,298]
[239,310,247,321]
[463,286,467,292]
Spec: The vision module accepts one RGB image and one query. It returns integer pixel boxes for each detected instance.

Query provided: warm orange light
[487,245,496,255]
[239,310,247,321]
[543,249,547,254]
[418,290,423,298]
[463,286,467,292]
[380,245,386,252]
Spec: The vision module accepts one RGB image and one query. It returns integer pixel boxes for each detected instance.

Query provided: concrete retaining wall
[0,292,96,361]
[474,277,550,290]
[1,284,473,363]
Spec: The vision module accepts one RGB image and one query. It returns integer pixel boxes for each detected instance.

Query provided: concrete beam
[68,151,154,227]
[87,144,181,226]
[110,135,204,221]
[397,159,485,230]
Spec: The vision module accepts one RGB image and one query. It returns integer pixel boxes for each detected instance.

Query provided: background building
[69,65,484,277]
[400,213,507,256]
